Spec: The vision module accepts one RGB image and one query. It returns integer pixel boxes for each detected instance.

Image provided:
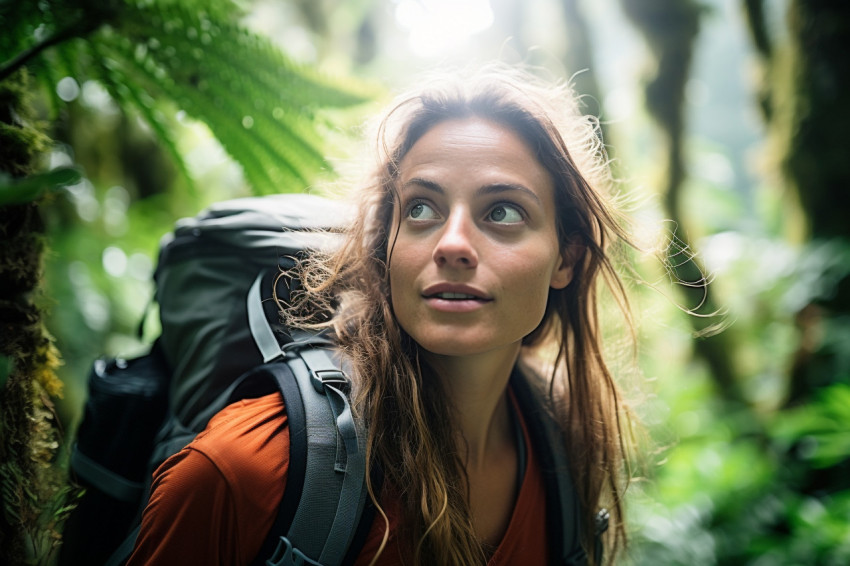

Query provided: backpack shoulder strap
[249,345,368,566]
[247,269,370,565]
[509,369,586,565]
[105,347,368,566]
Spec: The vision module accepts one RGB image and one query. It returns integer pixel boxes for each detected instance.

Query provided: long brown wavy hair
[286,65,636,565]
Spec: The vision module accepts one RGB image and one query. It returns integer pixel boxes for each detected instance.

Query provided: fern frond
[53,36,86,84]
[98,2,373,193]
[98,40,282,192]
[89,40,197,195]
[4,0,376,194]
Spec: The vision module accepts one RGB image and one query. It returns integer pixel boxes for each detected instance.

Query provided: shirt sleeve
[126,448,242,565]
[126,393,290,566]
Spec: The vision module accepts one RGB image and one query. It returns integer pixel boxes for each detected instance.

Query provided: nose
[433,211,478,268]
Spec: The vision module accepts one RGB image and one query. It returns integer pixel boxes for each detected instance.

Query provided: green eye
[408,201,438,220]
[489,205,522,223]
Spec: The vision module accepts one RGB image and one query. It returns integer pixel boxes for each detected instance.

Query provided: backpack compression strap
[248,273,286,363]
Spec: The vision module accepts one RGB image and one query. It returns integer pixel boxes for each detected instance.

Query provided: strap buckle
[311,369,350,395]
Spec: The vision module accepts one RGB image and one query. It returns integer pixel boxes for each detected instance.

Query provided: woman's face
[389,117,573,359]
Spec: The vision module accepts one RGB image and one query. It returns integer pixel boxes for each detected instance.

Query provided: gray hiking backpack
[60,194,603,566]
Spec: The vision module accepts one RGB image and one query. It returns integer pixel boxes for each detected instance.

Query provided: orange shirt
[127,393,548,566]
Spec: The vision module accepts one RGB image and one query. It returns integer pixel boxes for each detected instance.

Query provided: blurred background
[1,0,848,564]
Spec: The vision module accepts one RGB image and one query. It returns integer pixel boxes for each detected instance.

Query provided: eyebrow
[401,177,542,205]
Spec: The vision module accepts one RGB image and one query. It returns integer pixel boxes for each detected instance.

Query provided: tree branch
[0,18,99,83]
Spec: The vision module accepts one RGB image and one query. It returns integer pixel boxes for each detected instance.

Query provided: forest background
[1,0,848,564]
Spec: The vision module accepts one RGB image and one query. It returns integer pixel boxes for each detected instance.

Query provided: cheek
[388,246,418,311]
[388,269,403,313]
[504,251,559,314]
[506,248,559,289]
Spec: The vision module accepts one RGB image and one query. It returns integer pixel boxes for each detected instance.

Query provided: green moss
[0,204,45,296]
[1,63,69,566]
[0,71,49,178]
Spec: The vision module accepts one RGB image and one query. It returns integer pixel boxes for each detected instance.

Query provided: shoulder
[131,393,291,565]
[146,392,290,517]
[188,392,290,487]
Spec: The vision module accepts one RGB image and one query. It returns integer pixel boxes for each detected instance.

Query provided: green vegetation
[1,1,370,562]
[1,0,847,564]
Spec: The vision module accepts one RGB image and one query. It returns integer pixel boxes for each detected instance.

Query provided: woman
[128,66,635,565]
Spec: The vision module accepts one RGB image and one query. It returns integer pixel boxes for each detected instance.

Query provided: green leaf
[0,167,82,206]
[96,2,375,194]
[88,40,197,196]
[5,0,376,196]
[771,383,850,466]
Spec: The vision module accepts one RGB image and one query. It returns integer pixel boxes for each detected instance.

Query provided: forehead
[397,118,553,194]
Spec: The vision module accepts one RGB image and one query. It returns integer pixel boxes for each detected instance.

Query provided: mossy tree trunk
[744,0,850,406]
[738,0,850,541]
[619,0,745,405]
[0,70,69,566]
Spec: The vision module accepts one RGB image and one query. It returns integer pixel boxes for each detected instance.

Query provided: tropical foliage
[1,0,370,563]
[1,0,848,565]
[2,0,372,199]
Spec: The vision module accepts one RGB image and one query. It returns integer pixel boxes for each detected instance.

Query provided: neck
[423,344,520,468]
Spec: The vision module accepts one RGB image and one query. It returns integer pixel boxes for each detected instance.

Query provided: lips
[421,283,491,301]
[431,292,480,300]
[421,283,492,313]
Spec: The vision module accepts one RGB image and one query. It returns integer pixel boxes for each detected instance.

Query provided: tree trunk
[743,0,850,406]
[559,0,607,138]
[619,0,745,404]
[0,69,69,566]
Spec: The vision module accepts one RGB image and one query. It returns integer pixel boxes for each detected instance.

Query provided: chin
[419,343,481,358]
[413,333,520,360]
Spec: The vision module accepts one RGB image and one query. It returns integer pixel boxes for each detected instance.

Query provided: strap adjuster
[311,369,350,394]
